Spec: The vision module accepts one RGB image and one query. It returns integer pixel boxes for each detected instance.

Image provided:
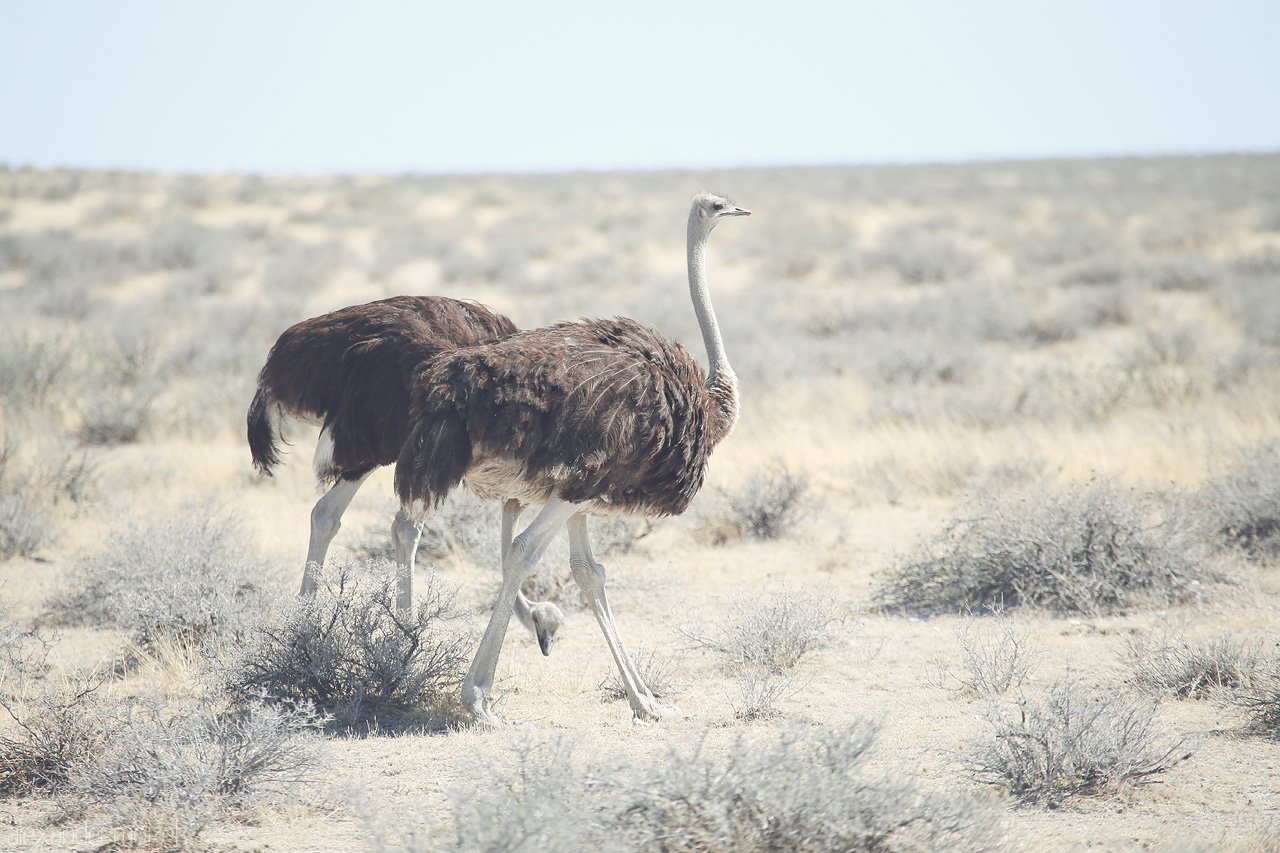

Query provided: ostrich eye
[712,201,725,211]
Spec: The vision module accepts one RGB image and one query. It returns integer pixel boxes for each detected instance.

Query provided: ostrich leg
[301,472,372,596]
[463,498,579,725]
[567,513,676,723]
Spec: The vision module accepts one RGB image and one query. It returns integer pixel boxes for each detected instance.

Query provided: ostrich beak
[537,629,554,656]
[726,205,751,217]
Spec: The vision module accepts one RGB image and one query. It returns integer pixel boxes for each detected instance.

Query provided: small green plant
[967,677,1193,806]
[216,560,469,730]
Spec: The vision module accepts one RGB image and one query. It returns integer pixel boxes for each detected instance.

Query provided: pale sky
[2,0,1276,174]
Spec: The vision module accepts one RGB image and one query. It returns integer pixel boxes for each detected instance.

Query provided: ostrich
[395,192,750,723]
[246,295,564,653]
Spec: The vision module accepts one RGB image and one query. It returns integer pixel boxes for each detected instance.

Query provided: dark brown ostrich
[395,193,750,724]
[246,295,563,652]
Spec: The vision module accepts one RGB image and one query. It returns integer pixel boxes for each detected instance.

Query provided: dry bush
[45,506,270,651]
[0,335,72,421]
[76,387,157,446]
[1124,632,1264,699]
[698,462,813,544]
[675,583,836,720]
[215,560,469,730]
[932,606,1038,697]
[729,665,805,721]
[590,515,657,556]
[0,670,112,798]
[414,490,494,563]
[675,582,836,675]
[0,440,52,561]
[0,489,50,562]
[875,480,1210,616]
[1227,654,1280,738]
[0,606,111,798]
[67,697,323,851]
[348,493,492,566]
[428,722,1005,853]
[967,678,1193,806]
[1197,440,1280,560]
[349,494,584,614]
[0,438,97,561]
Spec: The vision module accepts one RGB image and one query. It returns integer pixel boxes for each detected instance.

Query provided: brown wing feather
[250,296,516,482]
[396,317,727,517]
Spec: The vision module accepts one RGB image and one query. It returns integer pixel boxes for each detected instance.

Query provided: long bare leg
[301,472,371,596]
[463,497,579,725]
[502,500,564,655]
[567,513,674,723]
[390,506,424,612]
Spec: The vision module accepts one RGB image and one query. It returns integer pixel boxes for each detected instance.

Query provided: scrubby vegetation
[65,698,323,851]
[675,582,836,718]
[1197,440,1280,560]
[1228,655,1280,739]
[2,155,1279,849]
[1124,632,1264,699]
[875,480,1212,616]
[0,620,108,798]
[932,606,1038,697]
[699,461,813,544]
[44,506,271,652]
[425,722,1005,853]
[215,560,469,730]
[968,678,1194,806]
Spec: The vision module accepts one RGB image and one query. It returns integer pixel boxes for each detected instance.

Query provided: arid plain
[2,155,1280,851]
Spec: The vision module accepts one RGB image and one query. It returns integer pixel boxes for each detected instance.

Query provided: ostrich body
[395,193,750,723]
[246,295,563,652]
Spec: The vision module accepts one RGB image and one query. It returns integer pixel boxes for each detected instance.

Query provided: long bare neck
[687,214,739,439]
[687,218,734,384]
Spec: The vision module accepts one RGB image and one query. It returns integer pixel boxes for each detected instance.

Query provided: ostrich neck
[687,222,734,384]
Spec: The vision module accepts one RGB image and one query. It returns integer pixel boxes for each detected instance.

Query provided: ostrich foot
[462,686,511,728]
[631,697,687,725]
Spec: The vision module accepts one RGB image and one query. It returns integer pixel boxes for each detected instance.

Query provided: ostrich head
[691,192,751,232]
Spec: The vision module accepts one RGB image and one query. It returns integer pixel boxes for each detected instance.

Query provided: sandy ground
[2,158,1280,850]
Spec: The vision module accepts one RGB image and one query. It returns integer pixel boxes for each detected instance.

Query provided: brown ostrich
[246,295,564,653]
[395,193,751,723]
